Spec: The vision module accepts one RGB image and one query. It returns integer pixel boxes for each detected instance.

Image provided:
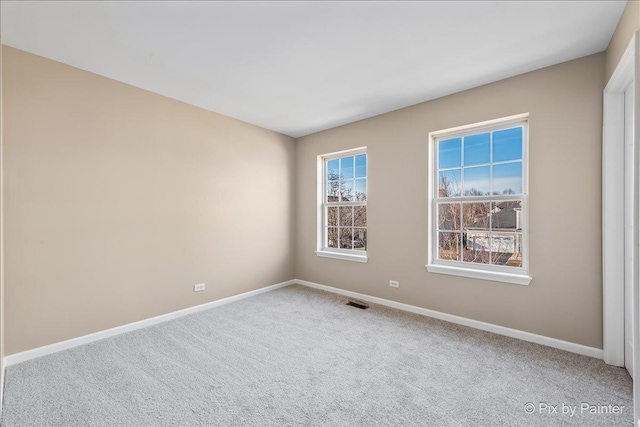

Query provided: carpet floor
[1,285,633,426]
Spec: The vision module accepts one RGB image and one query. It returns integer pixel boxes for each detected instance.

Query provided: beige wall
[296,53,606,349]
[605,0,640,83]
[0,33,615,356]
[1,46,296,355]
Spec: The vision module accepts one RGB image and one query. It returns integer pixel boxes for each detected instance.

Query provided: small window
[427,115,530,285]
[317,148,367,263]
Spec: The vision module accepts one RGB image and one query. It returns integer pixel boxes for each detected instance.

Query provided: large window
[427,115,530,285]
[317,148,367,263]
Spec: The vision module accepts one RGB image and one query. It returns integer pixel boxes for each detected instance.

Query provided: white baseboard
[4,279,296,367]
[295,279,603,359]
[4,277,603,368]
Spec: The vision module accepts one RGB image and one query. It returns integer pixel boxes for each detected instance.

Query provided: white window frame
[316,147,368,263]
[426,114,531,285]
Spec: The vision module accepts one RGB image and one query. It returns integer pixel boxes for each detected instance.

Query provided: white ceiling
[0,1,627,138]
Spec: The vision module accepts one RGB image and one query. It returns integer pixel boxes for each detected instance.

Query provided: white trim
[3,277,603,371]
[322,146,367,161]
[317,147,368,258]
[429,113,530,139]
[602,34,636,368]
[0,41,5,419]
[633,31,640,427]
[425,263,531,285]
[4,280,296,367]
[315,250,368,263]
[427,114,530,283]
[295,279,602,359]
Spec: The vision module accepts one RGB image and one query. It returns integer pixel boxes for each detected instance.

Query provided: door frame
[602,31,639,420]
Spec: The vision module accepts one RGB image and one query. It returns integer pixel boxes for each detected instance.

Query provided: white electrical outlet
[389,280,400,288]
[194,283,206,292]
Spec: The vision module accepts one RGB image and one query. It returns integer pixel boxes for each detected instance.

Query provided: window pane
[462,246,490,264]
[327,181,340,202]
[438,232,460,261]
[341,179,354,202]
[354,228,367,251]
[463,133,490,166]
[505,233,524,267]
[339,206,353,227]
[439,169,461,197]
[439,138,461,169]
[327,159,339,180]
[355,179,367,201]
[327,228,338,248]
[463,166,490,196]
[438,203,460,230]
[493,162,522,195]
[490,200,522,231]
[462,202,490,229]
[493,127,522,163]
[340,156,354,180]
[490,232,520,266]
[355,154,367,178]
[339,228,353,250]
[354,206,367,227]
[327,207,338,227]
[462,202,491,264]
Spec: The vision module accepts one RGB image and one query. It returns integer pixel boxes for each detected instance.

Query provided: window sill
[425,263,531,286]
[316,250,368,263]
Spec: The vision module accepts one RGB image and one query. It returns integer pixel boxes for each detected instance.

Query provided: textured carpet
[1,285,633,426]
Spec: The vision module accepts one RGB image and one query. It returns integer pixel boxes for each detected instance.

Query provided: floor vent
[346,300,369,310]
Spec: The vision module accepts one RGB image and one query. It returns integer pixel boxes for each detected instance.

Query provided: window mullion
[459,202,463,261]
[461,136,465,195]
[489,130,493,264]
[435,194,524,203]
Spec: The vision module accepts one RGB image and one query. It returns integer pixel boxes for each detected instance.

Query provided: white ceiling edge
[0,1,627,138]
